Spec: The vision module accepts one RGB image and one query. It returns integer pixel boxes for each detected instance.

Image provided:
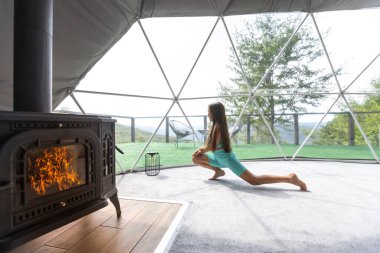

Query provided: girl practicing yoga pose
[192,102,307,191]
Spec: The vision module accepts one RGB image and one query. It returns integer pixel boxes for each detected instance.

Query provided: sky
[56,8,380,129]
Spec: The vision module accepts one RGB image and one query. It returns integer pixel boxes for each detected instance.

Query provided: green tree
[220,15,336,144]
[312,78,380,146]
[311,113,349,145]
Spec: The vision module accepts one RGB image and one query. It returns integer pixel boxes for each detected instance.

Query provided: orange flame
[28,146,83,195]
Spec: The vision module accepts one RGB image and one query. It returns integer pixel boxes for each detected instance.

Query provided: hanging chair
[168,120,195,148]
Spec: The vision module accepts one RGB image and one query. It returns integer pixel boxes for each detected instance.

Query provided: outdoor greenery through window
[55,10,380,173]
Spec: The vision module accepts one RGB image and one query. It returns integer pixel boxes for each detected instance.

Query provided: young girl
[192,102,307,191]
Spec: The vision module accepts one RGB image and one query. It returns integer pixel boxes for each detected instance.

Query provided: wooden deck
[6,198,184,253]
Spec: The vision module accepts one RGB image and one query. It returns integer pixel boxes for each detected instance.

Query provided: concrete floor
[116,161,380,253]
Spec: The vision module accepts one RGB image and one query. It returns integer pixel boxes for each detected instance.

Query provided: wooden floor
[7,198,183,253]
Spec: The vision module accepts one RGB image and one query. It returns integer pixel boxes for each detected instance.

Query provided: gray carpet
[116,161,380,253]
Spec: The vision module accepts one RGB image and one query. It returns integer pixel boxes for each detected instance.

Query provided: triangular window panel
[137,102,195,167]
[76,22,172,99]
[115,100,174,171]
[180,18,238,99]
[236,98,286,159]
[296,95,378,160]
[344,52,380,94]
[141,17,218,96]
[296,95,347,159]
[268,93,334,159]
[314,9,380,90]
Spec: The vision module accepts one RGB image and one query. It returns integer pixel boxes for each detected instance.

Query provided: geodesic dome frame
[1,0,380,169]
[71,11,380,168]
[1,0,380,110]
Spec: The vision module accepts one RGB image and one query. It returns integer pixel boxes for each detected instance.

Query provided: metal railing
[110,111,380,147]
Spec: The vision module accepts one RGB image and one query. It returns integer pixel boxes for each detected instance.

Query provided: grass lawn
[115,142,379,173]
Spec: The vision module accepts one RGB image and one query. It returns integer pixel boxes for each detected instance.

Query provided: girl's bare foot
[289,173,307,191]
[209,169,225,180]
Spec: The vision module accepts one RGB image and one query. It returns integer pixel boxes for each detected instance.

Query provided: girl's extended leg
[225,156,307,191]
[192,153,225,180]
[240,170,307,191]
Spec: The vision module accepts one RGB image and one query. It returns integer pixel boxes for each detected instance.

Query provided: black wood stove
[0,112,121,249]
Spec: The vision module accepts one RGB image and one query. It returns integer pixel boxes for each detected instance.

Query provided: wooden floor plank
[31,246,66,253]
[98,199,134,228]
[45,210,111,249]
[101,200,149,229]
[4,199,183,253]
[7,218,84,253]
[66,226,120,253]
[131,203,182,253]
[97,202,167,253]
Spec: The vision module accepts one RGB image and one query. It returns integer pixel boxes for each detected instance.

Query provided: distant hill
[276,122,324,144]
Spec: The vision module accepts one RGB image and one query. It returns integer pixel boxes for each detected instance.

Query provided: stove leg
[109,192,121,217]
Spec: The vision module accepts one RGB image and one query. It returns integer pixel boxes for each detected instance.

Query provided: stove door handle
[0,182,12,192]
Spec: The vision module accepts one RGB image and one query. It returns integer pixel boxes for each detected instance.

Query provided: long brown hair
[206,102,231,152]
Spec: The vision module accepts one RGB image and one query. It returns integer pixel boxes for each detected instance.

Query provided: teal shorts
[206,150,247,177]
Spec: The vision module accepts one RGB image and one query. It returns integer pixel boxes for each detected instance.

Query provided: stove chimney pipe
[13,0,53,113]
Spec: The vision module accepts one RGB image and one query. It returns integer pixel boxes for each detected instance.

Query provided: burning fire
[28,146,83,195]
